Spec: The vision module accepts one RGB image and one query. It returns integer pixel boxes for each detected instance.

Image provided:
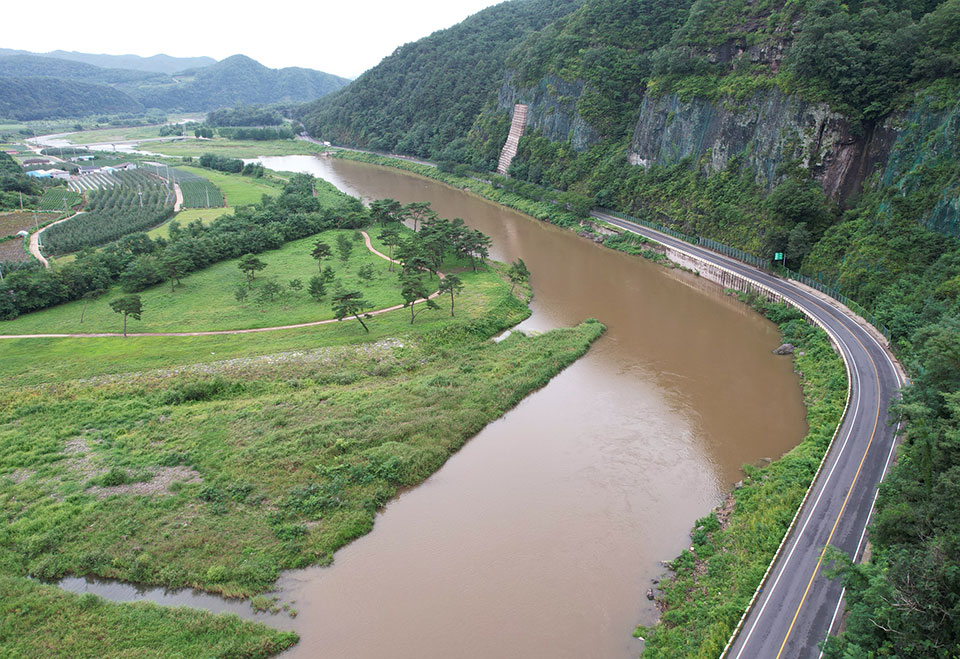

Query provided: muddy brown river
[62,154,807,658]
[253,155,808,658]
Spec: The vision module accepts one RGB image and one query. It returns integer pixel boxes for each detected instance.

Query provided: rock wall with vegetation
[628,88,902,201]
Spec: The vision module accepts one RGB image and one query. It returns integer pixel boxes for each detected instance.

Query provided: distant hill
[136,55,351,111]
[0,53,349,118]
[0,48,215,74]
[0,76,143,120]
[0,55,163,85]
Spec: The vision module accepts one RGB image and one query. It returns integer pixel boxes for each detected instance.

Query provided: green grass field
[150,138,325,158]
[0,280,602,600]
[175,166,280,206]
[65,125,164,144]
[0,229,448,335]
[147,207,233,239]
[0,248,604,657]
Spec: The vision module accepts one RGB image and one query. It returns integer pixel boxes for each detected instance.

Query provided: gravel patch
[6,468,35,483]
[87,466,202,499]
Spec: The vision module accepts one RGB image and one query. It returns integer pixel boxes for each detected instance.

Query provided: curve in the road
[29,211,86,268]
[592,211,904,658]
[1,230,444,340]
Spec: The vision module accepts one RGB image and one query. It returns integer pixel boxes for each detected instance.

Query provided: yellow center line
[775,328,883,658]
[620,216,901,657]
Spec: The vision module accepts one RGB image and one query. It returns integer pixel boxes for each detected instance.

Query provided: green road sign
[775,252,784,260]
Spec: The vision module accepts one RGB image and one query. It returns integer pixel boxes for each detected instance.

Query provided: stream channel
[61,154,808,658]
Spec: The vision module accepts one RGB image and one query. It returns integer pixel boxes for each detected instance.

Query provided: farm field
[0,237,29,263]
[150,138,325,158]
[48,170,174,254]
[177,165,279,205]
[0,212,40,238]
[38,187,82,211]
[147,207,233,239]
[0,229,429,334]
[140,164,224,208]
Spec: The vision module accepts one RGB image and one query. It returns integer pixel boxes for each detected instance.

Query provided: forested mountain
[0,55,165,86]
[295,0,585,162]
[0,76,144,120]
[137,55,350,111]
[303,0,960,655]
[0,53,349,118]
[0,48,215,74]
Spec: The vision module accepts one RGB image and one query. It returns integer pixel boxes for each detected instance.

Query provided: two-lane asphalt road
[592,211,904,657]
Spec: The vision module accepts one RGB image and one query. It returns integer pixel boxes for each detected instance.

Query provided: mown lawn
[66,125,164,144]
[0,230,454,334]
[147,207,234,240]
[0,229,427,334]
[176,166,280,206]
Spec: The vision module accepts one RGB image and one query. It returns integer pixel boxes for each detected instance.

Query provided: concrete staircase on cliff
[496,104,529,176]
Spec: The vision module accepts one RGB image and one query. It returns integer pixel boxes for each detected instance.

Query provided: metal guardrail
[599,209,698,245]
[781,267,891,340]
[597,208,892,341]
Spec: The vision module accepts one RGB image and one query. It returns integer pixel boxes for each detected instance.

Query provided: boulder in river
[773,343,795,355]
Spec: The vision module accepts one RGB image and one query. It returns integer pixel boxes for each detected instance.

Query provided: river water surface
[248,155,808,658]
[61,154,807,657]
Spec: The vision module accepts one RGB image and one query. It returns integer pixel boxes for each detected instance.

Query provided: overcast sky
[4,0,506,79]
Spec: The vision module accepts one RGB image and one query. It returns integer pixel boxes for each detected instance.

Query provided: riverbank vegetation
[637,294,847,656]
[0,575,297,658]
[1,149,607,657]
[0,266,603,656]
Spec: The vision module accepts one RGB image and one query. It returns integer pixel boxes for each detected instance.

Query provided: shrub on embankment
[636,294,847,657]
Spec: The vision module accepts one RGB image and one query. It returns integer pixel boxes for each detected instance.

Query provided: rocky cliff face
[497,73,600,151]
[499,70,959,235]
[627,88,900,202]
